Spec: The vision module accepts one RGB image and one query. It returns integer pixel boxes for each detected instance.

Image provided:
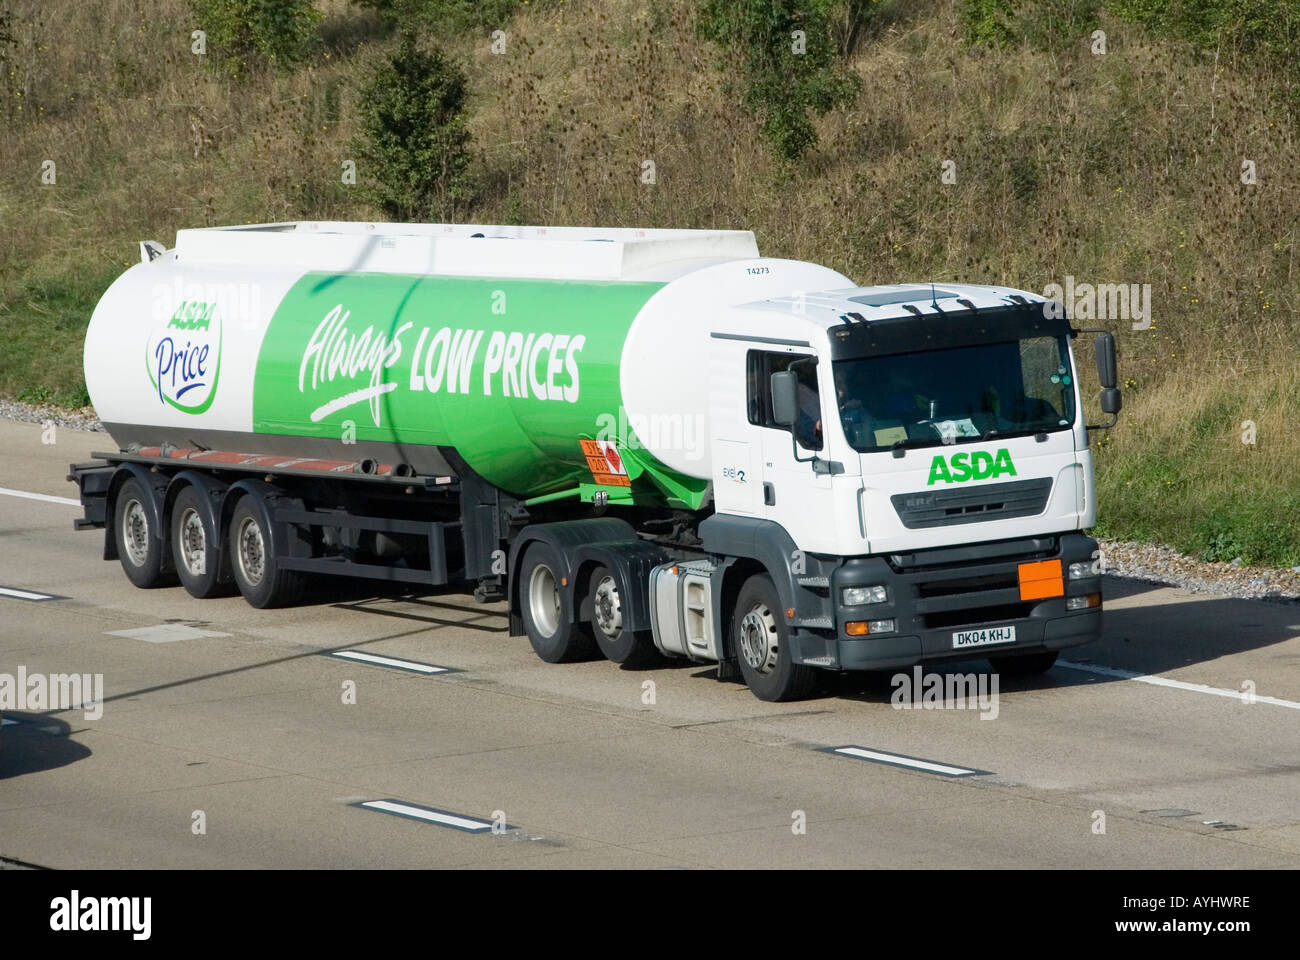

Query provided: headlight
[1066,594,1101,610]
[1068,559,1101,580]
[842,585,887,605]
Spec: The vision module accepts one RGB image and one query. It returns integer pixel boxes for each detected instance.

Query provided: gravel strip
[1099,540,1299,602]
[1,400,1296,602]
[0,398,104,432]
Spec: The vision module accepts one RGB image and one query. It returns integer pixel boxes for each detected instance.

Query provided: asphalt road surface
[1,419,1297,868]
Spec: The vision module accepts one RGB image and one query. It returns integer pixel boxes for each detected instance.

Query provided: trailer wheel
[171,486,232,599]
[113,476,175,588]
[228,495,304,609]
[519,542,597,663]
[989,650,1058,677]
[587,565,660,667]
[734,574,818,702]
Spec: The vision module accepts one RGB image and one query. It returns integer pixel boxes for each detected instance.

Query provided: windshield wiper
[889,437,937,458]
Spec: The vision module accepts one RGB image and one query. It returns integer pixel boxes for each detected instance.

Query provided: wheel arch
[220,479,309,564]
[570,540,670,634]
[105,463,170,565]
[506,518,638,636]
[166,470,228,545]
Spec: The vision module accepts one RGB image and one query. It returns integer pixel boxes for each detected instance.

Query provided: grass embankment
[1,0,1296,562]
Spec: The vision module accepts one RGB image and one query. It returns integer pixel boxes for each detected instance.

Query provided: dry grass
[1,0,1297,560]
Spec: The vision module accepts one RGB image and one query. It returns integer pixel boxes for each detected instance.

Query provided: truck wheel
[989,650,1059,676]
[228,495,304,609]
[171,486,232,599]
[587,565,660,667]
[519,542,597,663]
[113,476,175,588]
[734,574,818,702]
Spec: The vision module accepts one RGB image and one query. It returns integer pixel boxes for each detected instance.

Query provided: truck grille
[891,477,1053,529]
[923,602,1036,630]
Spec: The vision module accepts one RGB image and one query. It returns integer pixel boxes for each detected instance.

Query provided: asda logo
[168,300,216,331]
[146,301,223,415]
[927,448,1017,485]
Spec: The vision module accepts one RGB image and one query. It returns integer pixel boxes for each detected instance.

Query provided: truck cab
[625,271,1119,699]
[671,280,1116,697]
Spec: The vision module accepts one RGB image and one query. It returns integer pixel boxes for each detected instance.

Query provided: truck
[68,221,1122,701]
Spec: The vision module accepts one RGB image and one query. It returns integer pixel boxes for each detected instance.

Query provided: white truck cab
[645,273,1118,696]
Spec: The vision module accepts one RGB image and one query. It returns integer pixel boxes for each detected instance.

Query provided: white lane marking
[359,800,494,831]
[0,586,57,601]
[330,650,448,674]
[1057,660,1300,711]
[106,625,231,644]
[831,746,981,777]
[0,487,80,507]
[1,718,18,726]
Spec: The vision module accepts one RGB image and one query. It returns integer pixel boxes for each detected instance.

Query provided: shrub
[353,35,473,221]
[189,0,321,77]
[697,0,864,160]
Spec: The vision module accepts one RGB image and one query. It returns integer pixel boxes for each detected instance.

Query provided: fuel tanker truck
[68,221,1122,701]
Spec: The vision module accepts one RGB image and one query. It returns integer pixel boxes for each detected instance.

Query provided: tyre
[519,542,597,663]
[228,494,305,609]
[171,485,232,599]
[587,565,660,667]
[734,574,819,702]
[988,650,1059,676]
[113,476,175,588]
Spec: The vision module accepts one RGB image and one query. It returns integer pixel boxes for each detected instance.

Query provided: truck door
[747,350,837,546]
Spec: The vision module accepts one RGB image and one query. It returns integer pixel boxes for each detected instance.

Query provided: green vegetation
[1107,0,1297,56]
[1,0,1297,564]
[189,0,322,76]
[353,0,541,32]
[353,36,473,220]
[696,0,867,158]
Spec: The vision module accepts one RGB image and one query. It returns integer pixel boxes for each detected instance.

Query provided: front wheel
[734,574,819,702]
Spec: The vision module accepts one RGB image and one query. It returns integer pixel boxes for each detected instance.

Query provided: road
[1,419,1297,868]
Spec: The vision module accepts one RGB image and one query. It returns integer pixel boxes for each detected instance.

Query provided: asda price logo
[145,300,223,414]
[927,448,1017,485]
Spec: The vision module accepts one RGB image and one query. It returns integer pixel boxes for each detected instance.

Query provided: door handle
[763,482,776,506]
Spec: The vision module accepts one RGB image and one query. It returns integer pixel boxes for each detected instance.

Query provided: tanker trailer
[69,221,1121,701]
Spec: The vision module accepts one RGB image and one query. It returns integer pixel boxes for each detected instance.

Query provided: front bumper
[793,533,1102,671]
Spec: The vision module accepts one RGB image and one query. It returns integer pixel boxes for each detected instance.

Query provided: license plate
[952,625,1017,649]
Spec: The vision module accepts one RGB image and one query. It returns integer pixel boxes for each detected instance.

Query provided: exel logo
[722,466,747,483]
[927,448,1016,485]
[145,300,222,414]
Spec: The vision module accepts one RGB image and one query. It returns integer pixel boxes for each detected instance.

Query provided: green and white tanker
[75,221,1121,701]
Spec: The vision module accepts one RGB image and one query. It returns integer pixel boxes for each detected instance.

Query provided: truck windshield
[833,335,1076,453]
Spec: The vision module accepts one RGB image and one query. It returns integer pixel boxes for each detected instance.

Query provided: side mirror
[1094,333,1117,389]
[771,370,797,427]
[1100,387,1122,416]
